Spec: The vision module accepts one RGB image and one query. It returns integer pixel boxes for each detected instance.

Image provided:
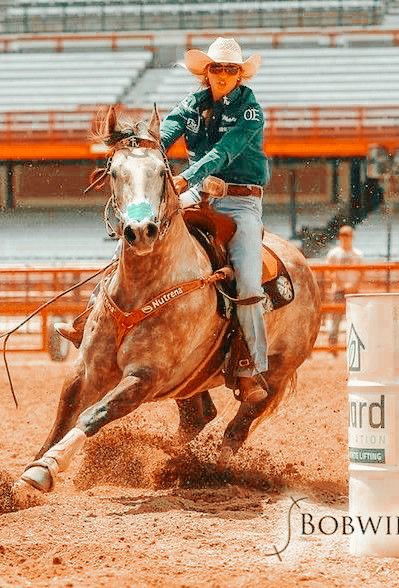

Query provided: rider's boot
[238,371,270,403]
[54,307,92,349]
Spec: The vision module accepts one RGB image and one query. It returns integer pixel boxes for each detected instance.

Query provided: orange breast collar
[101,266,233,348]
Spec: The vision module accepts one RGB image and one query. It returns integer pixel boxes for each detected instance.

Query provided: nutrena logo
[142,287,184,314]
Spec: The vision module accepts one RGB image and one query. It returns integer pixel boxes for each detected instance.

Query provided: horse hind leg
[218,357,294,465]
[176,390,217,443]
[218,394,269,466]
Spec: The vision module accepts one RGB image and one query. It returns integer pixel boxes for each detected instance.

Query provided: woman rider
[161,37,270,402]
[57,37,270,403]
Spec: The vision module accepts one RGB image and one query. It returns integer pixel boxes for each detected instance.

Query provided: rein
[0,262,117,409]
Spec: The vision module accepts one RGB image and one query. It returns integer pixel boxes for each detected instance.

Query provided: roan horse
[16,105,321,493]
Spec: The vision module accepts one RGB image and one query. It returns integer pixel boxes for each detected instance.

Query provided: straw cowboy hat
[185,37,261,80]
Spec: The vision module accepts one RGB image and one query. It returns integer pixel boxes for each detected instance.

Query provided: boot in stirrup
[54,307,92,349]
[238,371,269,403]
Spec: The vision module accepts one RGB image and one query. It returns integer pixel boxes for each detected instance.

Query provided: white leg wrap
[20,428,87,493]
[45,427,87,472]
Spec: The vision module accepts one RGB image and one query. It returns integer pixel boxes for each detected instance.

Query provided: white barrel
[347,294,399,557]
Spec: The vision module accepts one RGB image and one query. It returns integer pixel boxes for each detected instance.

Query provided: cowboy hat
[184,37,261,80]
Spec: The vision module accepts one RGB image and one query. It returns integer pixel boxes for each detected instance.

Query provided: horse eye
[111,170,117,179]
[160,169,166,177]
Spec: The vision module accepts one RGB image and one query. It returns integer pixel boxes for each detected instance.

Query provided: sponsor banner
[348,392,397,465]
[349,447,385,464]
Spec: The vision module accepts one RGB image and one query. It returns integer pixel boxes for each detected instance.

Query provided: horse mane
[90,107,144,147]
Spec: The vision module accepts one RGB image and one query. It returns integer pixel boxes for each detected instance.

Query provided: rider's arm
[180,104,264,186]
[160,96,193,150]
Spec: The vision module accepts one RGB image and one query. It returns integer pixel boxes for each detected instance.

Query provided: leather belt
[226,183,263,198]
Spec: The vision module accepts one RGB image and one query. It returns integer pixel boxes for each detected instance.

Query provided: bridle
[84,129,180,241]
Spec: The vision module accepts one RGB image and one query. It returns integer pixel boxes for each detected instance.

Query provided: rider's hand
[173,175,188,195]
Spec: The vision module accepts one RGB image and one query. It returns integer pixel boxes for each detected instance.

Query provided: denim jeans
[180,188,268,376]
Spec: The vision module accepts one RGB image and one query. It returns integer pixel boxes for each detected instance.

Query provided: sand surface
[0,352,398,587]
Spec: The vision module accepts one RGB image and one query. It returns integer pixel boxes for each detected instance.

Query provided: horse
[16,105,321,494]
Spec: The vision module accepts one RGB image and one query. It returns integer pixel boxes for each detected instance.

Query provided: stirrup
[54,322,83,348]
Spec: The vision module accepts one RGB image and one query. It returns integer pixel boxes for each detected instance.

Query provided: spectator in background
[326,225,363,352]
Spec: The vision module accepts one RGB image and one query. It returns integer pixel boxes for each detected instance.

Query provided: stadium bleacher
[0,0,385,33]
[0,50,152,110]
[1,43,398,113]
[1,1,399,260]
[127,46,399,110]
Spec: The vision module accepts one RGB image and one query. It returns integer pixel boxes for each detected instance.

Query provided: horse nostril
[124,225,137,243]
[146,222,158,239]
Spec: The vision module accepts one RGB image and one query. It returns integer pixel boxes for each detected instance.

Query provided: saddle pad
[261,245,295,313]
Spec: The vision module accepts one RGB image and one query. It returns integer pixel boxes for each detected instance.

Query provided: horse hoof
[21,464,54,493]
[217,446,234,468]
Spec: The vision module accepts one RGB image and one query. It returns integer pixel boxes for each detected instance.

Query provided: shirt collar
[214,86,241,108]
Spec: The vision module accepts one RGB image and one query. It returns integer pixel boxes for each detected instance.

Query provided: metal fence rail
[1,262,399,357]
[2,105,399,139]
[0,0,384,33]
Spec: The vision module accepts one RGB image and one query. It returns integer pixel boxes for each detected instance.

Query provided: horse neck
[109,213,203,309]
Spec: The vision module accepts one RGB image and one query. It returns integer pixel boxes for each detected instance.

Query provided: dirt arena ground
[0,351,398,587]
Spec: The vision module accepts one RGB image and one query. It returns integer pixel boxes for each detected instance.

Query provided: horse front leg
[176,390,217,443]
[35,360,86,460]
[19,369,152,493]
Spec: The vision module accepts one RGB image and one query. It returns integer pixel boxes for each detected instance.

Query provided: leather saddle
[183,201,279,287]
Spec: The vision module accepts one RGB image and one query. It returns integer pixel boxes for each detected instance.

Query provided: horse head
[95,105,179,256]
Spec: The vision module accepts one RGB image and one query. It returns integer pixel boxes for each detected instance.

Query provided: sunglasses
[208,63,241,76]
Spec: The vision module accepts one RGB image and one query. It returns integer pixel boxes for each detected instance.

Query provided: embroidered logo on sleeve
[243,107,261,121]
[186,117,200,133]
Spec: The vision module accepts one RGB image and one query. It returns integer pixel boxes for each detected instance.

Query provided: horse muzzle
[123,220,159,253]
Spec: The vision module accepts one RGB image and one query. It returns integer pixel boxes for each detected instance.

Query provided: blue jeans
[180,189,268,376]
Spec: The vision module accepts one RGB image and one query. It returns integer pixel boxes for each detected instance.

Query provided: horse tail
[250,370,298,434]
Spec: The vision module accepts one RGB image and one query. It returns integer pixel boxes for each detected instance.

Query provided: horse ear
[148,103,161,141]
[105,104,118,135]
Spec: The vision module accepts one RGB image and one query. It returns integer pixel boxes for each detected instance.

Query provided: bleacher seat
[0,50,152,111]
[126,46,399,113]
[0,0,385,33]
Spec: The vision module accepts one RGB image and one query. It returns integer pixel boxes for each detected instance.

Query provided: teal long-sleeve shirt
[160,85,270,188]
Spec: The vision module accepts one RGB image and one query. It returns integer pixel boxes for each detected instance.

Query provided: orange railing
[0,32,157,53]
[1,28,398,53]
[312,262,399,352]
[186,27,399,50]
[2,105,399,159]
[3,105,399,140]
[0,266,101,354]
[1,262,399,356]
